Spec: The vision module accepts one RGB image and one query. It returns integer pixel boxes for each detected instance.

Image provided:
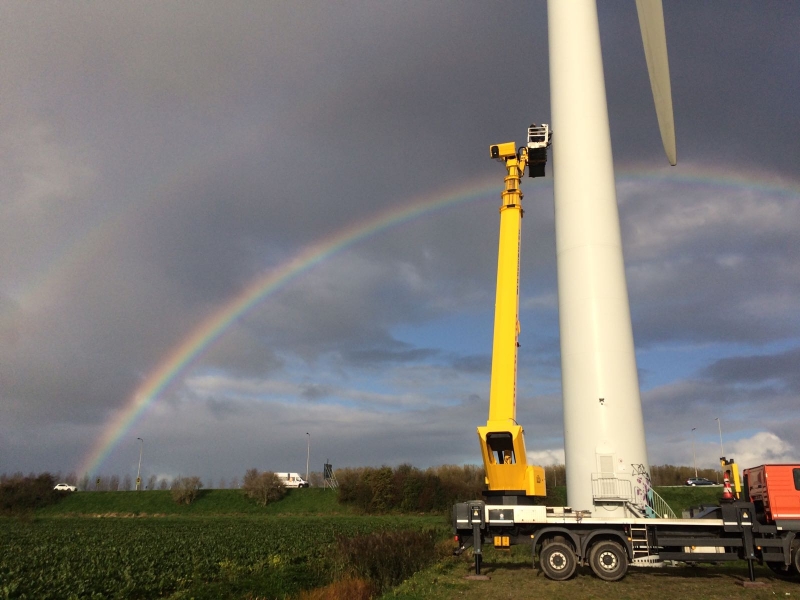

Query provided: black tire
[589,540,628,582]
[539,541,577,581]
[794,541,800,577]
[767,562,798,579]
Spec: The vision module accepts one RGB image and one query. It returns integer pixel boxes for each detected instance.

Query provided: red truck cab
[744,464,800,528]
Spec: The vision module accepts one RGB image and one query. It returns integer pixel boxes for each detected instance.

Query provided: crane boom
[479,127,551,499]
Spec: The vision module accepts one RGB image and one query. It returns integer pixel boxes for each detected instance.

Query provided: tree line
[336,464,486,513]
[1,462,725,509]
[0,471,251,491]
[0,469,291,513]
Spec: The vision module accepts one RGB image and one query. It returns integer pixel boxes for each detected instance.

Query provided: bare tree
[78,473,90,491]
[122,474,132,491]
[109,475,120,491]
[158,478,169,490]
[242,469,286,506]
[147,474,157,490]
[218,477,227,490]
[65,472,78,486]
[229,476,239,489]
[171,476,203,505]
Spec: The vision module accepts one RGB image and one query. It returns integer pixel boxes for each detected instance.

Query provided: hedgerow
[337,464,486,513]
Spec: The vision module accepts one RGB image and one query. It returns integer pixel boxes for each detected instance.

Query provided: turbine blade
[636,0,677,165]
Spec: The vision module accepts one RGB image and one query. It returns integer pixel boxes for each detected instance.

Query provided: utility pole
[136,437,144,491]
[305,433,310,485]
[691,428,697,477]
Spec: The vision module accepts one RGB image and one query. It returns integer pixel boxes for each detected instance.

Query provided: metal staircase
[647,488,676,519]
[591,473,677,519]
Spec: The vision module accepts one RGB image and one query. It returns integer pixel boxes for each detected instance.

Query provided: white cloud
[528,448,565,466]
[727,432,798,467]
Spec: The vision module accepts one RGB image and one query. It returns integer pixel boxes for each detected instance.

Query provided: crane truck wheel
[794,541,800,577]
[538,541,577,581]
[588,540,628,581]
[767,562,798,579]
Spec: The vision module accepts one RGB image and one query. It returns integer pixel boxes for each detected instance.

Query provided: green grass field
[655,485,726,514]
[3,483,774,599]
[385,548,800,600]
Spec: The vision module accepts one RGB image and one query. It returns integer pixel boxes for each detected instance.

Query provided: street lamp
[715,417,724,458]
[691,428,697,478]
[305,433,310,485]
[136,437,144,491]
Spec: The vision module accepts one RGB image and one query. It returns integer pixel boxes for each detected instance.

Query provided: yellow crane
[478,125,551,499]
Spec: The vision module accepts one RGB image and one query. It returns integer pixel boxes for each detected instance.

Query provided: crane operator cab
[527,124,551,178]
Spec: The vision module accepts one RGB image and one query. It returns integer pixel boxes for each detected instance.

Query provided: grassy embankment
[657,485,727,514]
[36,486,353,516]
[34,485,722,517]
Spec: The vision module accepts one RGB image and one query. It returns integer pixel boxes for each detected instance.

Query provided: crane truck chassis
[453,468,800,582]
[453,128,800,583]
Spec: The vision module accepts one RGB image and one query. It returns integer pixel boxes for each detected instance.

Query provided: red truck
[745,464,800,526]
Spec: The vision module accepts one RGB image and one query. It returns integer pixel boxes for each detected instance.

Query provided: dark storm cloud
[342,344,439,367]
[299,383,334,402]
[601,3,800,171]
[1,2,797,478]
[621,180,800,347]
[701,347,800,392]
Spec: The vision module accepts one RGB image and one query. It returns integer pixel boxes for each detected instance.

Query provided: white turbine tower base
[548,0,676,516]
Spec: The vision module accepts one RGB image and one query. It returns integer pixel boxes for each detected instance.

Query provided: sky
[1,1,798,486]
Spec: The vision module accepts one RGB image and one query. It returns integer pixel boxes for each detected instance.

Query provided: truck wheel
[589,540,628,582]
[767,562,798,578]
[539,541,577,581]
[794,542,800,576]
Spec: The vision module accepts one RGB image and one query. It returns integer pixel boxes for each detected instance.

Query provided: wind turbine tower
[548,0,676,517]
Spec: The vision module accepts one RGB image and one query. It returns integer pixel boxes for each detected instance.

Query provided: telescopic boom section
[479,130,550,498]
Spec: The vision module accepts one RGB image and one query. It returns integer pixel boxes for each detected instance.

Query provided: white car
[53,483,77,491]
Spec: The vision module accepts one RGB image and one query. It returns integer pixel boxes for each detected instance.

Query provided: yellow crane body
[478,142,546,497]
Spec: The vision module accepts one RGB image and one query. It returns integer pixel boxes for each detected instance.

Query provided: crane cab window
[486,432,516,465]
[794,468,800,491]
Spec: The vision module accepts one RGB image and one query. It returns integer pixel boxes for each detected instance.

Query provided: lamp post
[305,433,310,485]
[715,417,724,458]
[691,428,697,478]
[136,437,144,491]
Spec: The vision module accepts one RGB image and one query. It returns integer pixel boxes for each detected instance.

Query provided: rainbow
[77,177,504,475]
[77,166,800,475]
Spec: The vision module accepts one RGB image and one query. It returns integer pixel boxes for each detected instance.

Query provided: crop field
[2,486,786,599]
[0,515,444,599]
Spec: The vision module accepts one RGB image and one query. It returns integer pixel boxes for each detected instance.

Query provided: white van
[275,472,309,488]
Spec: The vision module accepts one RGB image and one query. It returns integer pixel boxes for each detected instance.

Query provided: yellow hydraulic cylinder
[478,147,546,497]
